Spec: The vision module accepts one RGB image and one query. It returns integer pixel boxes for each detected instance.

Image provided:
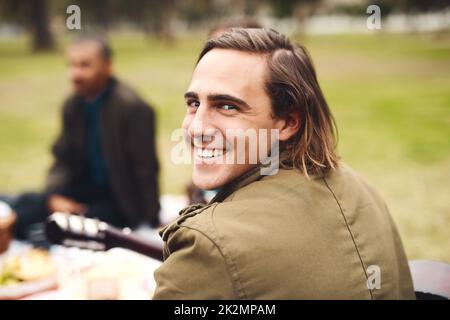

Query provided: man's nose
[187,105,218,145]
[70,67,83,79]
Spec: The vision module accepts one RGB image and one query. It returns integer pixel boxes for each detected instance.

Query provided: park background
[0,0,449,262]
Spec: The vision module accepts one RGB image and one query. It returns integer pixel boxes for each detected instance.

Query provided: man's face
[67,42,112,98]
[183,49,287,190]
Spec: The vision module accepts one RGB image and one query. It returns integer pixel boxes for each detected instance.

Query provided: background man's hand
[47,194,88,215]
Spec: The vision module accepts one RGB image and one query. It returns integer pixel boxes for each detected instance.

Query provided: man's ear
[277,111,301,142]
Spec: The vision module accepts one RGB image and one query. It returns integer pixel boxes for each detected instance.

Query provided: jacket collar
[210,149,292,203]
[158,166,265,241]
[209,164,264,203]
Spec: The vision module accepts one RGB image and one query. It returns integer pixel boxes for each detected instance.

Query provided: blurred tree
[147,0,175,41]
[266,0,319,18]
[30,0,54,50]
[179,0,215,27]
[0,0,55,51]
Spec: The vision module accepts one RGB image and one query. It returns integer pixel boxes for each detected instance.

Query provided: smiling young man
[153,28,415,299]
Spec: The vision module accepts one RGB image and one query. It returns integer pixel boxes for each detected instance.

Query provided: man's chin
[192,170,226,191]
[192,177,222,191]
[73,86,87,96]
[192,164,257,191]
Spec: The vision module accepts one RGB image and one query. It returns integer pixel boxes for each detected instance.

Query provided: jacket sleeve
[46,102,74,194]
[152,226,236,299]
[126,103,161,227]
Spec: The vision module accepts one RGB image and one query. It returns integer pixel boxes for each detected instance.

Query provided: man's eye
[221,104,238,111]
[187,100,200,108]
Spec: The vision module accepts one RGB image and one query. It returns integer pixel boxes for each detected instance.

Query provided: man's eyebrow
[184,92,251,110]
[184,91,198,99]
[207,94,251,110]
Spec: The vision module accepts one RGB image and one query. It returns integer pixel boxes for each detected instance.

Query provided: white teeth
[196,148,224,158]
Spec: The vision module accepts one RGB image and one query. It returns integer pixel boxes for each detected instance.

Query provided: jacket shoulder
[61,94,81,115]
[155,204,242,299]
[112,80,154,112]
[161,203,220,246]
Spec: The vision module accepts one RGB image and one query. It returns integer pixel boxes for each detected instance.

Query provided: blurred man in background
[5,36,160,238]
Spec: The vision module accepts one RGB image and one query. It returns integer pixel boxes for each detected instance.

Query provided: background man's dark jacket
[46,78,160,227]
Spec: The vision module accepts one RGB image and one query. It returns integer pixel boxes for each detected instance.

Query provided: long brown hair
[197,28,339,177]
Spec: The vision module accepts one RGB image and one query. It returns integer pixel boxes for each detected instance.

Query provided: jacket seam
[209,205,248,300]
[322,176,374,300]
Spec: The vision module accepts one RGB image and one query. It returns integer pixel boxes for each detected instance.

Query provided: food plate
[0,248,58,299]
[0,274,58,300]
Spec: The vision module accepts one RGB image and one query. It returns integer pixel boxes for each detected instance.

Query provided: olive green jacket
[153,163,415,299]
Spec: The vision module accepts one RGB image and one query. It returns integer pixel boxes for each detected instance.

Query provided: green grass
[0,32,449,262]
